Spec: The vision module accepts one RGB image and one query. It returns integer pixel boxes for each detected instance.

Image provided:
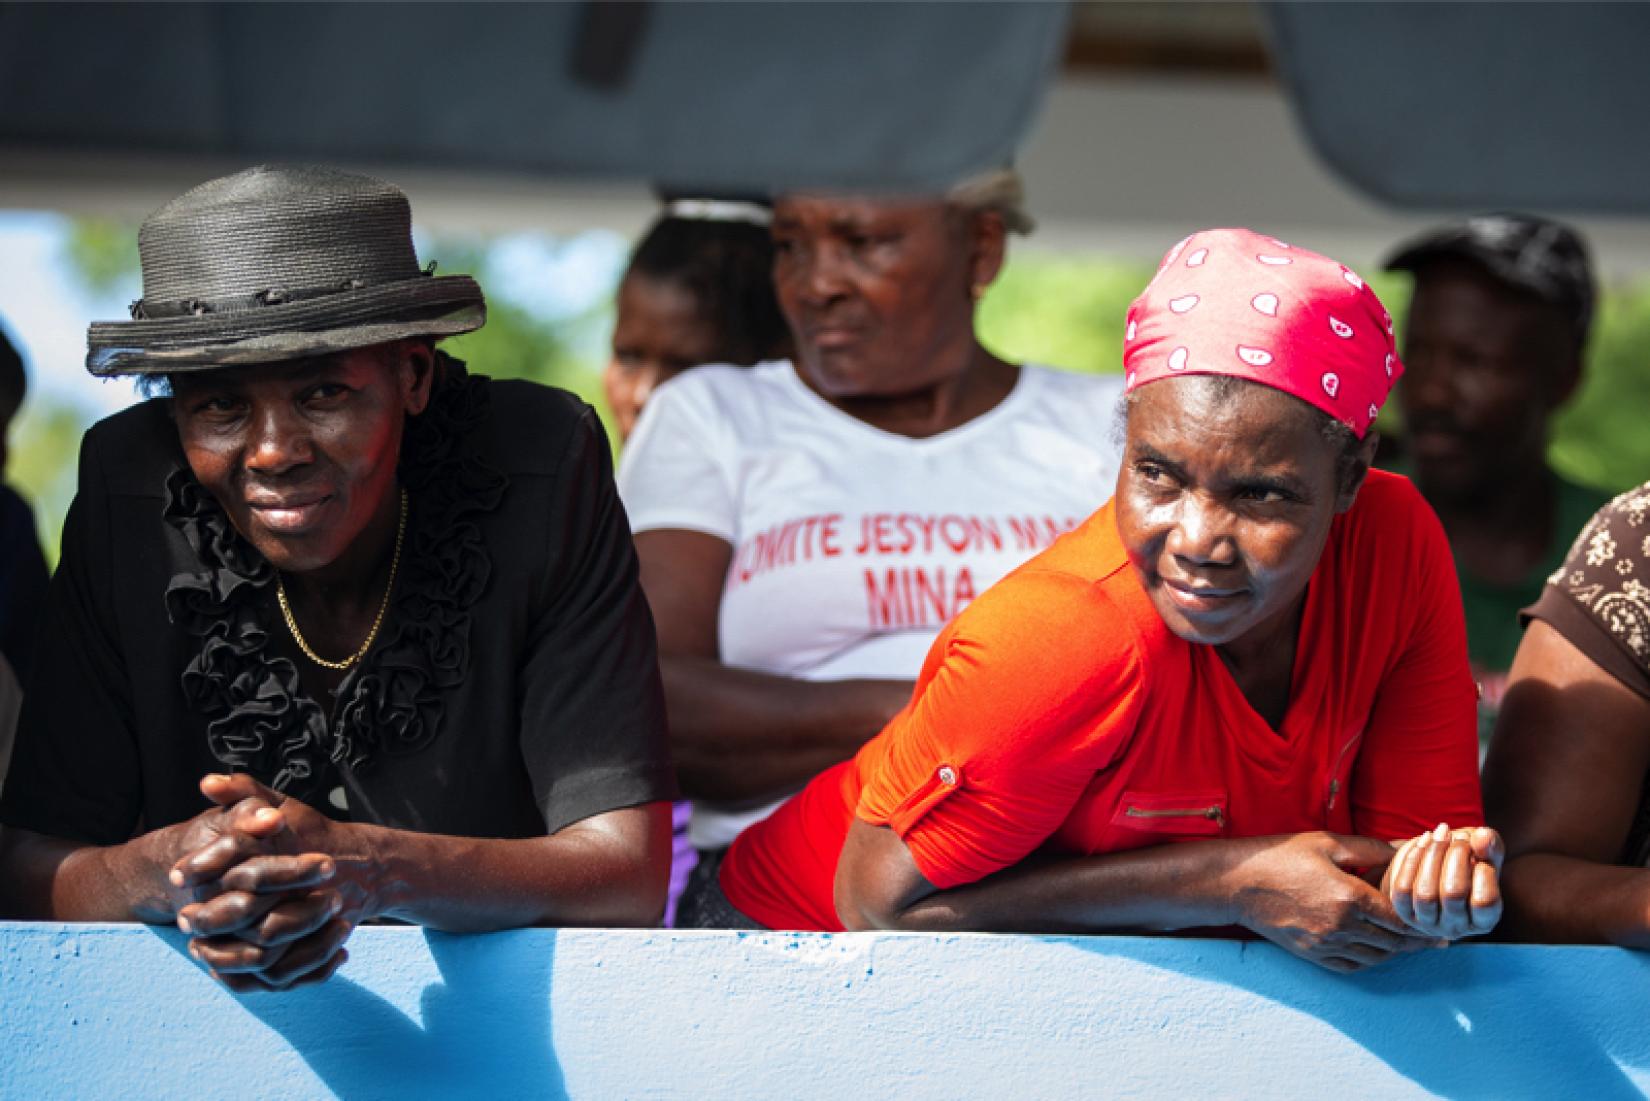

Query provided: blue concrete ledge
[2,922,1649,1099]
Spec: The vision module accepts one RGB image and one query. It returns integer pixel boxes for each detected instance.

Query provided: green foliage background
[402,236,608,408]
[13,223,1650,567]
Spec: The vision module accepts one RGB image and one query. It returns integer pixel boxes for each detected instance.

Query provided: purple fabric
[664,799,698,927]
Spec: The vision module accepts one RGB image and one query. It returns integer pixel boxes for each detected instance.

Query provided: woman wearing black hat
[0,166,676,991]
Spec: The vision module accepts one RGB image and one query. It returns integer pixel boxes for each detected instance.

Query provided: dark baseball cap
[1384,213,1595,340]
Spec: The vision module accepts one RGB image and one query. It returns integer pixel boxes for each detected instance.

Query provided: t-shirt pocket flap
[874,762,965,837]
[1112,789,1228,835]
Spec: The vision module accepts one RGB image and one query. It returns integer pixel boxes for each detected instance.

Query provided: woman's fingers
[1394,826,1504,939]
[189,933,289,974]
[244,891,345,949]
[170,802,285,891]
[1437,831,1475,936]
[230,805,289,843]
[252,918,354,990]
[177,887,285,938]
[1336,916,1412,955]
[1471,826,1506,871]
[1385,836,1423,926]
[1321,939,1396,969]
[200,772,286,810]
[194,916,353,993]
[1469,859,1504,935]
[189,891,342,966]
[275,946,350,992]
[1409,824,1449,930]
[205,948,348,995]
[1360,917,1445,956]
[218,853,336,896]
[1304,917,1443,973]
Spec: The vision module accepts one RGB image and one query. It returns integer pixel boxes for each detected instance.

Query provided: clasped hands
[164,773,367,993]
[1237,824,1503,973]
[1381,823,1504,942]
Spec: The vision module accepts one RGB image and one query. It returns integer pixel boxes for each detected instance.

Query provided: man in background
[1385,214,1610,740]
[0,326,49,782]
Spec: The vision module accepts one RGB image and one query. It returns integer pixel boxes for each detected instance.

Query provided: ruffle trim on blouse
[161,356,509,797]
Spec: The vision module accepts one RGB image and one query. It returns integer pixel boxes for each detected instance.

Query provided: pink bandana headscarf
[1122,228,1402,438]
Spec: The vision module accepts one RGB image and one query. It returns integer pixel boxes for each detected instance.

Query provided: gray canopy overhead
[1263,2,1650,214]
[2,1,1648,213]
[0,1,1070,194]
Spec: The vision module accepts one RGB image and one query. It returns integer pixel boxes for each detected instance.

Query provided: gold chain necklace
[276,488,407,671]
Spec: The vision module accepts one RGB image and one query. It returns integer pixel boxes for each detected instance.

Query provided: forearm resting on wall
[0,826,180,923]
[1498,852,1650,947]
[835,820,1243,934]
[362,803,674,932]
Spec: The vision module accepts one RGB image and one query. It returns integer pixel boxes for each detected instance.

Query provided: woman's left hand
[1382,823,1504,939]
[171,774,358,890]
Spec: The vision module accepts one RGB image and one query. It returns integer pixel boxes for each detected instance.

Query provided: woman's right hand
[1229,832,1444,972]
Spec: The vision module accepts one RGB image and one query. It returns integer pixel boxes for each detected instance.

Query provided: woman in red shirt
[696,228,1503,972]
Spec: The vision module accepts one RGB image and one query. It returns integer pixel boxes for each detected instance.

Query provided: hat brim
[1382,235,1592,336]
[85,275,485,376]
[1383,231,1490,275]
[1382,234,1553,301]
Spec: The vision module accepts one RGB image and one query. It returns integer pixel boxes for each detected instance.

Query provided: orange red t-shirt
[719,469,1483,931]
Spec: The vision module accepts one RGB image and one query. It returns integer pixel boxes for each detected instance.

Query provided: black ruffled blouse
[0,363,675,843]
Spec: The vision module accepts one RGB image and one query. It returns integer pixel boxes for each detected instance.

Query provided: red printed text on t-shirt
[727,512,1079,629]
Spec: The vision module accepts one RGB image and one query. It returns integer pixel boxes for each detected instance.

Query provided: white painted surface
[2,922,1648,1099]
[1016,75,1650,277]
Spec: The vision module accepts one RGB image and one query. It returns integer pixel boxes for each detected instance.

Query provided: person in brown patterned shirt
[1484,483,1650,945]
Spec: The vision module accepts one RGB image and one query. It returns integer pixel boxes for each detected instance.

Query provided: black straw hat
[86,165,485,376]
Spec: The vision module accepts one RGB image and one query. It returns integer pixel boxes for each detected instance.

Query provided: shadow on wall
[14,922,1650,1098]
[173,928,566,1100]
[1060,935,1650,1100]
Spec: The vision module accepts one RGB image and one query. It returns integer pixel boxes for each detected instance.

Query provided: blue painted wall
[3,922,1649,1099]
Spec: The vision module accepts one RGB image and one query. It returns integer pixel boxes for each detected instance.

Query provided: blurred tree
[404,235,616,445]
[977,255,1149,376]
[8,398,86,565]
[63,218,140,298]
[1552,284,1650,492]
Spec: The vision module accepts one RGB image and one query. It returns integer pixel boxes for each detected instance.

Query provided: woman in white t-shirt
[617,171,1125,919]
[607,192,793,925]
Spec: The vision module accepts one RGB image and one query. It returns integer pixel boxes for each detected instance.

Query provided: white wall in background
[1018,74,1650,277]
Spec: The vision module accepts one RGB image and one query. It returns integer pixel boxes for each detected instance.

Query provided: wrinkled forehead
[771,192,950,225]
[1125,374,1335,464]
[167,348,386,392]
